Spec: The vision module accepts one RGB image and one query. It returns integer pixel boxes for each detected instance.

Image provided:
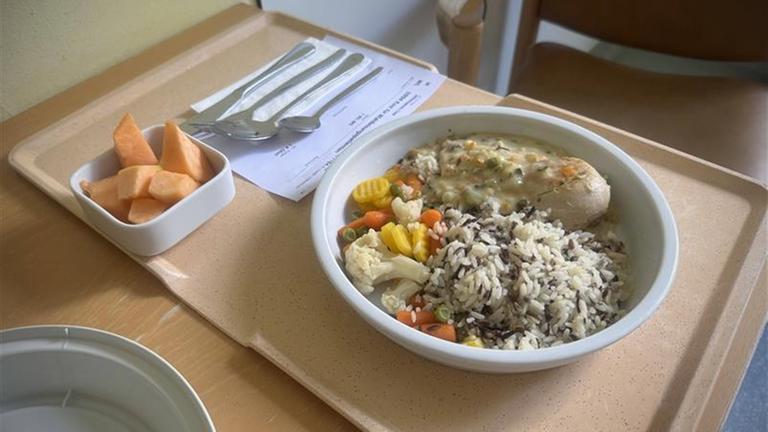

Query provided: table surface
[1,6,763,432]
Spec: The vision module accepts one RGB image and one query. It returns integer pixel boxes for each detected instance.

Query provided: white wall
[262,1,448,71]
[261,0,520,95]
[0,0,246,122]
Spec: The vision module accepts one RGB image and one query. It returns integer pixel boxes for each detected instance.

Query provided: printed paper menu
[198,36,445,201]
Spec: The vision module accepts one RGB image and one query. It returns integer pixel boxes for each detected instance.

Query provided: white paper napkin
[190,36,445,202]
[191,37,371,121]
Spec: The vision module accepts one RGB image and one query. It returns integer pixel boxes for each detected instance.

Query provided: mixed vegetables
[339,166,468,344]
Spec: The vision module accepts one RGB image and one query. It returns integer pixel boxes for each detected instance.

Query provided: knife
[181,41,316,135]
[188,48,347,130]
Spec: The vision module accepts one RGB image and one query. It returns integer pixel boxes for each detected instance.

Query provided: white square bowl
[70,124,235,256]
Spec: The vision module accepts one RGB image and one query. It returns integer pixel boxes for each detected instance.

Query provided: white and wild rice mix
[423,201,628,350]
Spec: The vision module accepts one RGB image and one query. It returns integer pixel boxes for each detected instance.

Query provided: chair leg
[447,21,484,86]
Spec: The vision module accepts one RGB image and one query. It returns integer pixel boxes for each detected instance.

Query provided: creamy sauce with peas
[404,134,586,213]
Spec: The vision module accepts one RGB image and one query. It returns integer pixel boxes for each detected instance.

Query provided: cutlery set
[182,42,382,143]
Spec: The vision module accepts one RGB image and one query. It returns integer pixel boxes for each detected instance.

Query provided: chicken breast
[407,135,611,229]
[534,157,610,229]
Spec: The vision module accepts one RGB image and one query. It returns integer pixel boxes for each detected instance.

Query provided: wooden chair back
[511,0,768,89]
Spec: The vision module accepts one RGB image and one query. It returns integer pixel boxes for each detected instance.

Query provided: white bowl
[0,325,215,432]
[312,106,678,373]
[70,124,235,256]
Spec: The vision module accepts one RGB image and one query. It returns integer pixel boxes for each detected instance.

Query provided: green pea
[390,183,405,200]
[341,227,357,243]
[434,304,452,322]
[485,157,500,169]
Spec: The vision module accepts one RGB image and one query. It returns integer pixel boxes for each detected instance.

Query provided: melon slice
[80,175,131,222]
[148,170,200,204]
[117,165,161,200]
[113,113,158,167]
[160,121,214,182]
[128,198,170,224]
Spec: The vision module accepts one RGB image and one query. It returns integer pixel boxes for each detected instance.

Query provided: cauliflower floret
[344,230,430,295]
[391,197,423,224]
[399,183,415,200]
[381,279,423,314]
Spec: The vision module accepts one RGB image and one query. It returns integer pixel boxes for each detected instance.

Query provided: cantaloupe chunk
[148,170,200,204]
[80,175,131,222]
[117,165,161,200]
[128,198,170,224]
[160,121,214,182]
[113,113,158,167]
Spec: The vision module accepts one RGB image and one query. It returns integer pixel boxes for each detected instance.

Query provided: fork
[209,53,365,141]
[182,42,316,138]
[189,49,345,138]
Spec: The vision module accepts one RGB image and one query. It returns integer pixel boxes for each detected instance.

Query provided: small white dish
[0,325,215,432]
[70,124,235,256]
[312,106,679,373]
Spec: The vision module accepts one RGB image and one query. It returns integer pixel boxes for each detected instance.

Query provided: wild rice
[423,201,628,350]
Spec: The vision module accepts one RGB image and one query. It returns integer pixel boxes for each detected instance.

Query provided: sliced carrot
[338,210,394,238]
[420,209,442,228]
[363,211,394,230]
[396,310,436,327]
[347,217,368,229]
[404,174,423,192]
[408,294,426,309]
[560,165,578,177]
[419,323,456,342]
[428,236,443,255]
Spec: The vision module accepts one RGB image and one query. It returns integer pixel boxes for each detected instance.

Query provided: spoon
[188,48,346,134]
[279,66,382,133]
[214,53,366,141]
[181,41,316,137]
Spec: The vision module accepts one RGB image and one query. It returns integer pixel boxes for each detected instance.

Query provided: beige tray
[9,9,767,432]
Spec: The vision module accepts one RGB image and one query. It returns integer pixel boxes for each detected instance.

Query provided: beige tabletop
[0,6,498,431]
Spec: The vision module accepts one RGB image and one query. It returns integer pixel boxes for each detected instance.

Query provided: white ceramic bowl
[312,106,678,373]
[70,125,235,256]
[0,325,215,432]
